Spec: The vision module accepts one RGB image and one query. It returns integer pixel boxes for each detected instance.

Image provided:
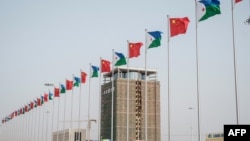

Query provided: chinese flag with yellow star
[129,42,143,58]
[101,59,111,72]
[169,17,190,37]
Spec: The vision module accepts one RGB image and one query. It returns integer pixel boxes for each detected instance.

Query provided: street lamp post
[44,83,54,141]
[188,107,194,141]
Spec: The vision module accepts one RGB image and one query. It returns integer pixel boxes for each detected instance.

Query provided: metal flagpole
[231,0,239,124]
[111,49,115,141]
[24,108,28,141]
[98,58,102,141]
[34,103,38,141]
[26,106,30,141]
[195,1,201,141]
[63,81,67,141]
[87,63,92,141]
[28,107,32,141]
[144,29,148,141]
[51,94,55,141]
[78,70,83,141]
[13,113,17,141]
[42,99,45,141]
[126,40,130,141]
[38,104,41,141]
[14,114,18,141]
[71,76,74,129]
[14,116,17,141]
[167,15,171,141]
[31,103,35,141]
[22,108,26,141]
[56,87,61,141]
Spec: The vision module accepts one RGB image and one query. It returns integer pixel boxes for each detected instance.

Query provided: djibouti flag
[146,31,163,49]
[197,0,221,22]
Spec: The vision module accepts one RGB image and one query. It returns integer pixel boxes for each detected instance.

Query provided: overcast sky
[0,0,250,141]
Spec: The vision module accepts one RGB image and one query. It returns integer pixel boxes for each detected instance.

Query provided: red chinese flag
[20,108,23,114]
[11,112,14,119]
[81,71,87,83]
[54,87,60,97]
[37,98,41,106]
[170,17,190,37]
[66,80,73,90]
[24,105,28,112]
[30,101,34,109]
[44,93,48,102]
[101,59,111,72]
[129,42,143,58]
[235,0,242,3]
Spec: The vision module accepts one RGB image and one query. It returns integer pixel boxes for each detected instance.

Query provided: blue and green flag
[74,76,80,87]
[147,31,163,49]
[115,52,127,66]
[197,0,221,22]
[91,65,99,78]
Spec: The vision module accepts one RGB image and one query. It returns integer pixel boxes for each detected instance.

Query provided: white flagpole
[23,107,27,141]
[56,86,61,141]
[111,49,115,141]
[34,103,38,141]
[98,58,102,141]
[231,0,239,124]
[27,106,31,141]
[24,107,28,141]
[21,108,26,141]
[29,107,32,141]
[62,81,67,141]
[38,104,41,141]
[167,15,171,141]
[126,40,130,141]
[87,63,92,141]
[78,70,83,141]
[51,93,55,141]
[14,115,17,141]
[144,29,148,141]
[195,1,201,141]
[31,105,35,141]
[71,76,74,129]
[42,97,45,141]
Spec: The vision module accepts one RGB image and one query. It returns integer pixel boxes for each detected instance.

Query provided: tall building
[101,67,161,141]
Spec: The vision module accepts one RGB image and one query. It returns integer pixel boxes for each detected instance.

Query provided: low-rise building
[205,132,223,141]
[52,128,86,141]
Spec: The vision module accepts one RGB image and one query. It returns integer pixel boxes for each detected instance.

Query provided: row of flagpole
[1,1,248,141]
[165,1,245,141]
[0,76,91,141]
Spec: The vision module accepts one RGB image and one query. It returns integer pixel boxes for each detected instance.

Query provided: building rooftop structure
[103,66,157,82]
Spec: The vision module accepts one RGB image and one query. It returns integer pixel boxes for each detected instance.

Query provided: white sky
[0,0,250,141]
